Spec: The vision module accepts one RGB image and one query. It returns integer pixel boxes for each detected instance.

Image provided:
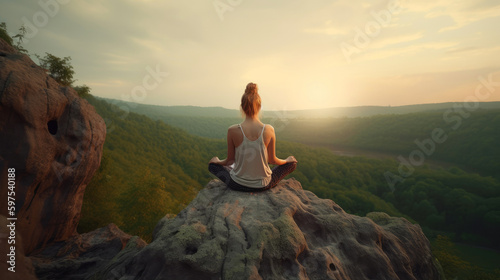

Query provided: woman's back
[231,120,269,146]
[239,122,265,141]
[230,122,272,188]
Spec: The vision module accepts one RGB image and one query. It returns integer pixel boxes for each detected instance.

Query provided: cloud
[370,32,424,49]
[303,20,349,36]
[354,41,458,62]
[1,0,499,109]
[359,67,499,106]
[445,47,479,54]
[404,0,500,32]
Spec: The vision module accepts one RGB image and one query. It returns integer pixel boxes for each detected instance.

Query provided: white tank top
[230,124,272,188]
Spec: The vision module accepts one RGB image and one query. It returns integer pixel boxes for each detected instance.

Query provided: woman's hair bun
[245,83,258,95]
[241,82,261,116]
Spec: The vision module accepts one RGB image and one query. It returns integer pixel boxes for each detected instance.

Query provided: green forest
[114,99,500,180]
[78,96,500,279]
[277,110,500,179]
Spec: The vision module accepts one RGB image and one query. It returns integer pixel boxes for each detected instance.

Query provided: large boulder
[0,38,106,254]
[94,179,442,280]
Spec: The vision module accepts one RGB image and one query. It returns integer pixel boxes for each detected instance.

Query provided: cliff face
[0,38,106,254]
[69,178,440,280]
[29,224,146,280]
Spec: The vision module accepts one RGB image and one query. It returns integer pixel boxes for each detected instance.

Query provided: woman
[209,82,297,192]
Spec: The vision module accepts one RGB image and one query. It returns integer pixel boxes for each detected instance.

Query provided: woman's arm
[266,125,297,165]
[209,126,236,166]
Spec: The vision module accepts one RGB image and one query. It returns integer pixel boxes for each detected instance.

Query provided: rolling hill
[80,96,500,256]
[98,98,500,179]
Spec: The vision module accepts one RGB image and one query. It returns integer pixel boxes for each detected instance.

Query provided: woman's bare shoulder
[227,124,240,134]
[263,124,276,138]
[228,124,240,130]
[264,124,275,132]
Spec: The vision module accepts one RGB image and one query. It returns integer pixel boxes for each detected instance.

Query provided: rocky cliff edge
[33,179,442,280]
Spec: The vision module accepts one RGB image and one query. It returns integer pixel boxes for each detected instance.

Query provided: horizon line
[96,96,500,112]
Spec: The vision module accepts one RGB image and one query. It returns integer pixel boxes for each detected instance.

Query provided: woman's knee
[208,163,219,173]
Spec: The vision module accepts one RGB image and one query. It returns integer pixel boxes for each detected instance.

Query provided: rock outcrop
[87,179,441,280]
[29,224,147,280]
[0,38,106,254]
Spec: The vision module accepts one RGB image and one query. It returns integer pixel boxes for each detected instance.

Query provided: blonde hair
[241,83,261,117]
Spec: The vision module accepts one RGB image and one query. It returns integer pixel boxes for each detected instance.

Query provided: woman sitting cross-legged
[209,82,297,192]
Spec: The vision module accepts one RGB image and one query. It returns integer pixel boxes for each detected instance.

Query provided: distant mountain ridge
[97,97,500,179]
[100,97,500,118]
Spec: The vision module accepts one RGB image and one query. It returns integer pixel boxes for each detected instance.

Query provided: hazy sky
[1,0,500,110]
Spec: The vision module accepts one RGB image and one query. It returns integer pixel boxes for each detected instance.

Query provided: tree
[12,25,28,53]
[78,153,123,233]
[0,23,28,53]
[74,84,91,97]
[36,52,75,86]
[120,168,175,242]
[432,235,471,279]
[0,22,14,46]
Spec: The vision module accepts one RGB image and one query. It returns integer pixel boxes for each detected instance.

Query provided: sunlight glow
[2,0,499,109]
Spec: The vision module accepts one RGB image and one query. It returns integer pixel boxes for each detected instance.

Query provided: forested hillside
[104,97,500,119]
[78,95,226,240]
[80,96,500,255]
[113,99,500,179]
[278,109,500,178]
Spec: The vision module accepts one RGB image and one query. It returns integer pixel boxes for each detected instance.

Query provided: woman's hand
[209,156,221,164]
[285,156,297,163]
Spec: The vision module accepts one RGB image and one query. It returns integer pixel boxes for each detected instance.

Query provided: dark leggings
[208,162,297,192]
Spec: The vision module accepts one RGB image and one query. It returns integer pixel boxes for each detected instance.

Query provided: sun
[304,82,341,109]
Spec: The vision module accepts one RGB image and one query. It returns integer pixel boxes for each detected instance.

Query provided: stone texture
[29,224,147,280]
[0,38,106,254]
[95,179,442,280]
